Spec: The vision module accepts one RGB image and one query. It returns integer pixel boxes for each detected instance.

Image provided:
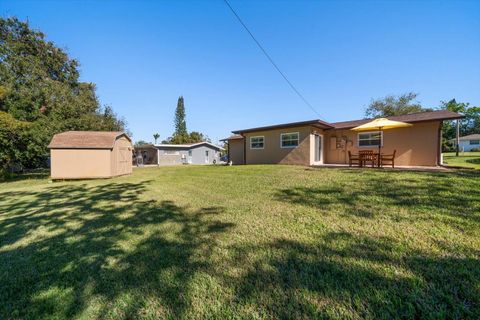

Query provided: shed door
[119,147,129,173]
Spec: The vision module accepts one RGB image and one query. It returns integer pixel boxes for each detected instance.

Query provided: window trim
[250,136,265,150]
[280,132,300,149]
[470,140,480,145]
[357,131,383,148]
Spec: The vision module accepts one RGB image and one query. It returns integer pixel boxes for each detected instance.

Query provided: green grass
[443,152,480,169]
[1,165,479,319]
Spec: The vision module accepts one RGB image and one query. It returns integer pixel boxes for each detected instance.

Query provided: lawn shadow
[227,231,480,318]
[275,169,480,225]
[0,180,233,319]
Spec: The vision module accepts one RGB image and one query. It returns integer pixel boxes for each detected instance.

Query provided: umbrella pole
[378,126,382,167]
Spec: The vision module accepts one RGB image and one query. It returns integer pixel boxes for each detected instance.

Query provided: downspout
[455,119,460,156]
[227,141,230,163]
[242,133,246,165]
[438,121,443,166]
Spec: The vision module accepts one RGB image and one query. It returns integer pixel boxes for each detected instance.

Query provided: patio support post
[456,119,460,156]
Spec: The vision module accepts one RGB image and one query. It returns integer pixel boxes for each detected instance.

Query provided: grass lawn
[1,165,479,319]
[443,152,480,169]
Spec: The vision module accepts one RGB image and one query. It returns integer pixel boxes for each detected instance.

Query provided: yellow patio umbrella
[351,118,412,156]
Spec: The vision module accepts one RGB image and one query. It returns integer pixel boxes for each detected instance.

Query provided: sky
[1,0,479,144]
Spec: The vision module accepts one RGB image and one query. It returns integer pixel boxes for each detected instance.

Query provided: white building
[452,134,480,152]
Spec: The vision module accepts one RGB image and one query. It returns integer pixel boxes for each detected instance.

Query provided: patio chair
[380,150,396,168]
[348,151,360,167]
[359,150,376,167]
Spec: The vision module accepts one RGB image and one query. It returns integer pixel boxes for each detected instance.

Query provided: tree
[0,17,126,169]
[172,96,188,143]
[0,111,30,175]
[188,131,210,143]
[153,133,160,144]
[364,92,431,118]
[134,140,150,147]
[439,99,480,152]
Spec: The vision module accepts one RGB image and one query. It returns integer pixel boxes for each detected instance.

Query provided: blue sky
[1,0,479,143]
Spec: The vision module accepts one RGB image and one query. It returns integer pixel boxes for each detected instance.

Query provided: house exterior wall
[190,145,221,164]
[229,139,244,165]
[157,145,221,165]
[458,140,480,152]
[50,149,112,179]
[324,121,441,166]
[111,136,133,176]
[243,126,314,165]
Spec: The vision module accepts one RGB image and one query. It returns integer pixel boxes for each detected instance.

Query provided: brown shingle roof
[232,119,333,134]
[220,134,244,141]
[330,110,463,129]
[48,131,130,149]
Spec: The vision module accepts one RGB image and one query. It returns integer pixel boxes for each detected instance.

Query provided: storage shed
[48,131,133,179]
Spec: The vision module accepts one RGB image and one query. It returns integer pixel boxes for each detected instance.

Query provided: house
[451,134,480,152]
[48,131,133,179]
[134,142,224,166]
[221,110,463,167]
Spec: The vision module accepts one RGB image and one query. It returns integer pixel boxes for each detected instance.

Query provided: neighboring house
[134,142,224,166]
[48,131,133,179]
[450,134,480,152]
[221,110,463,167]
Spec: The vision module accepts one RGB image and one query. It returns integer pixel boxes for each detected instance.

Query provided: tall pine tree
[172,96,188,143]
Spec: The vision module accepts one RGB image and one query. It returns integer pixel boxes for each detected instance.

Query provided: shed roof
[48,131,130,149]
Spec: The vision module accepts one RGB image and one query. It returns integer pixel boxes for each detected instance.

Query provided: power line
[223,0,322,118]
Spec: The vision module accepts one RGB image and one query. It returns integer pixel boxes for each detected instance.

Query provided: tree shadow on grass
[0,181,233,319]
[227,232,480,319]
[275,169,480,226]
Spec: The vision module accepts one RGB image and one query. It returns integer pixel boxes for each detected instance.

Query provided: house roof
[458,134,480,141]
[220,134,244,141]
[231,119,333,134]
[48,131,130,149]
[226,110,463,137]
[154,141,225,151]
[331,110,463,130]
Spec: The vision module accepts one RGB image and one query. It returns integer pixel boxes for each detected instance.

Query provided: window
[358,131,382,147]
[470,140,480,145]
[205,150,209,156]
[281,132,299,148]
[188,150,192,156]
[250,136,264,149]
[164,150,179,155]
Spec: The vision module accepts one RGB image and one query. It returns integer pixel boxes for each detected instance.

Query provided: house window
[470,140,480,145]
[188,150,192,156]
[250,136,264,149]
[280,132,299,148]
[164,150,179,155]
[358,131,383,147]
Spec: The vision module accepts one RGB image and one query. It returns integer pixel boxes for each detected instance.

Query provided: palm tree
[153,133,160,144]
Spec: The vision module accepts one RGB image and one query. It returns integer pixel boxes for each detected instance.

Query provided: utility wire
[223,0,322,118]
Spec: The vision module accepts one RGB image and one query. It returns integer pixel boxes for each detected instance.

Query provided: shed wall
[50,149,112,179]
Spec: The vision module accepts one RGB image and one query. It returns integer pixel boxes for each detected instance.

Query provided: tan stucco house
[221,110,462,167]
[48,131,133,179]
